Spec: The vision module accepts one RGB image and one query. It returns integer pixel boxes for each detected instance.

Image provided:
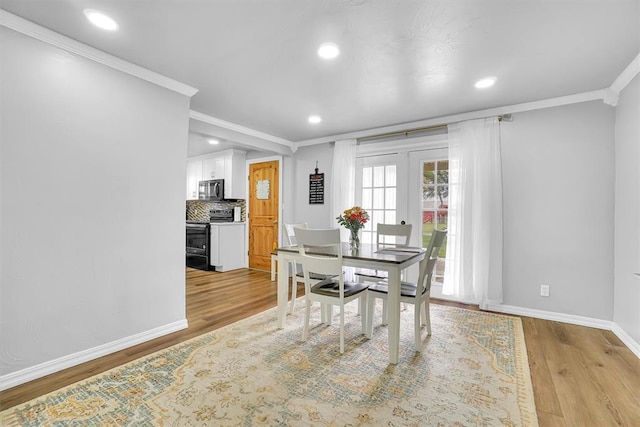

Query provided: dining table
[276,242,426,364]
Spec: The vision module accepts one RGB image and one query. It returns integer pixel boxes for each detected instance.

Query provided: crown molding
[0,10,198,97]
[189,110,294,148]
[295,90,606,147]
[605,52,640,106]
[611,52,640,94]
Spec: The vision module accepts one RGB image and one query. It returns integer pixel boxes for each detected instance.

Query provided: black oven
[186,221,210,270]
[210,208,234,222]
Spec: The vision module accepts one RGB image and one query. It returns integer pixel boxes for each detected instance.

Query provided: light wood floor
[1,268,639,426]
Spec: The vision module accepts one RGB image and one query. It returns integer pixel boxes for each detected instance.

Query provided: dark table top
[276,242,425,265]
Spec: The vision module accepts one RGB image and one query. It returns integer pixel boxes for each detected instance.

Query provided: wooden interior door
[248,160,279,270]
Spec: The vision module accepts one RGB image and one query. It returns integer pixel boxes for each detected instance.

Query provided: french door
[355,154,408,245]
[408,148,448,281]
[354,145,448,283]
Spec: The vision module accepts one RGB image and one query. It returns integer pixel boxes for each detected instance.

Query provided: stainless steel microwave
[198,179,224,201]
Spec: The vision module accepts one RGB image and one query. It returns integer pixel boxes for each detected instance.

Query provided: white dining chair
[355,223,413,283]
[284,222,307,313]
[354,223,413,319]
[366,228,447,352]
[295,227,369,354]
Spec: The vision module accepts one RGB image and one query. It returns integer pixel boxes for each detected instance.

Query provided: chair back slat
[294,227,342,271]
[417,229,447,294]
[285,222,308,246]
[297,252,343,277]
[295,227,342,251]
[377,223,412,248]
[295,227,345,295]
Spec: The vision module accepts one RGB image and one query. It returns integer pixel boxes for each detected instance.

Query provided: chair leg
[414,302,422,352]
[289,284,296,314]
[288,262,297,314]
[356,275,365,316]
[365,294,375,338]
[424,298,432,336]
[302,299,311,341]
[325,304,333,325]
[381,300,388,325]
[289,282,298,315]
[359,295,367,335]
[270,254,276,281]
[339,305,345,354]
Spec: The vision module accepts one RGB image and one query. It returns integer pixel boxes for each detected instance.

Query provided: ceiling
[2,1,638,156]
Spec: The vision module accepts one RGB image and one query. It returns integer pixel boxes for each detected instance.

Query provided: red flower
[336,206,370,232]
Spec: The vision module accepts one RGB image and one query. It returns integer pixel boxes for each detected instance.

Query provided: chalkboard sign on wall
[309,172,324,204]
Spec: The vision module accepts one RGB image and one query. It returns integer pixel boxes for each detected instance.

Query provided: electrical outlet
[540,284,550,297]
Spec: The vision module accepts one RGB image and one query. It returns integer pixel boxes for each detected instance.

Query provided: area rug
[1,301,538,426]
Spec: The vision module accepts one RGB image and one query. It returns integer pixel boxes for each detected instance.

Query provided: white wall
[289,102,619,324]
[0,29,190,378]
[501,101,616,319]
[291,144,334,228]
[613,74,640,344]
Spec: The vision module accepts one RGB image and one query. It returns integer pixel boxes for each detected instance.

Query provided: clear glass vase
[349,228,360,252]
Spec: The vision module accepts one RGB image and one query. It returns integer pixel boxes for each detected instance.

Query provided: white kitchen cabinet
[202,156,225,180]
[210,223,245,271]
[186,149,246,200]
[186,159,203,200]
[223,149,246,199]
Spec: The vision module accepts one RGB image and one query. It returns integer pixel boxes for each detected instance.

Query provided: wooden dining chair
[366,228,447,352]
[295,228,369,354]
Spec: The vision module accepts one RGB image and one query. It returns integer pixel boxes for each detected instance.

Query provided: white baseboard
[432,284,639,358]
[483,303,640,359]
[483,303,614,329]
[0,319,188,391]
[611,323,640,359]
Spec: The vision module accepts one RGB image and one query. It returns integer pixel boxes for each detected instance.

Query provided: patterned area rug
[1,301,538,426]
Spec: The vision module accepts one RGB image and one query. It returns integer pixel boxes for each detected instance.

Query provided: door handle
[273,220,278,224]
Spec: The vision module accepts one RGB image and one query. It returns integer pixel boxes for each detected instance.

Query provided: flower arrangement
[336,206,369,250]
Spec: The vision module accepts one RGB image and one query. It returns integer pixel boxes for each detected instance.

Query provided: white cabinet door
[224,150,246,199]
[209,225,220,265]
[210,224,245,271]
[188,150,246,200]
[202,156,225,180]
[186,160,203,200]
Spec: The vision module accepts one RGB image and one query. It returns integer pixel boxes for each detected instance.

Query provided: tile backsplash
[186,200,246,222]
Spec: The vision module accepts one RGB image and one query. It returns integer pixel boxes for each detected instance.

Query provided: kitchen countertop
[186,220,245,225]
[210,222,245,225]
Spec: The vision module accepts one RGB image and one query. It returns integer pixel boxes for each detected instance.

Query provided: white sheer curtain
[443,117,503,309]
[330,139,357,240]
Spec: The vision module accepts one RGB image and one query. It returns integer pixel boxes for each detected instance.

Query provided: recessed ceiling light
[317,42,340,59]
[475,77,497,89]
[308,115,322,124]
[83,9,119,31]
[208,138,220,145]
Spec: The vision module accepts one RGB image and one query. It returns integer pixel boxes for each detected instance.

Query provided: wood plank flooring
[1,268,639,426]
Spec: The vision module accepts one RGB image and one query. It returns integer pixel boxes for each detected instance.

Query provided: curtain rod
[357,115,506,143]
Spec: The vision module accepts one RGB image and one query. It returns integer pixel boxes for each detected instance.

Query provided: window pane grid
[422,160,448,279]
[361,165,397,245]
